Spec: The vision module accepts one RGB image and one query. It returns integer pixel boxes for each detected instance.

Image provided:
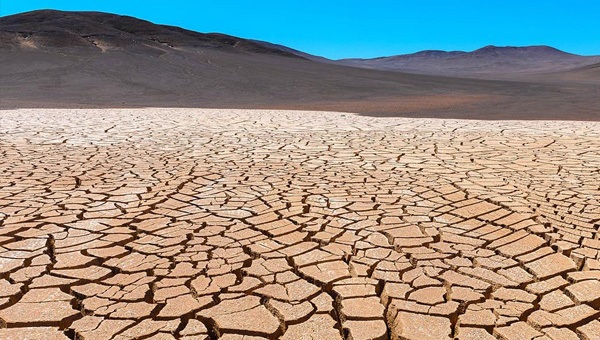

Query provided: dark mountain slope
[0,10,302,57]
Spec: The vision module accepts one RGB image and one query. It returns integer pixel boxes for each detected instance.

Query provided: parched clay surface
[0,109,599,339]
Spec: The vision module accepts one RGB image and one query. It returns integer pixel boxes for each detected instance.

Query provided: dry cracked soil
[0,109,599,340]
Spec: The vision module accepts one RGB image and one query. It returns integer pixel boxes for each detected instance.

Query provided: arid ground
[0,109,598,339]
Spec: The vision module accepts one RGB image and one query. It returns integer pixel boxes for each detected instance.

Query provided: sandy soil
[0,109,599,339]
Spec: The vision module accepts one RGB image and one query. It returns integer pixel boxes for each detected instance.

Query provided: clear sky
[1,0,599,59]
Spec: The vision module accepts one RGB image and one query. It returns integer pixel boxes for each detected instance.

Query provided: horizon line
[2,8,600,59]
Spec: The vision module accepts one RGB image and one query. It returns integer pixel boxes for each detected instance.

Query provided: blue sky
[1,0,599,59]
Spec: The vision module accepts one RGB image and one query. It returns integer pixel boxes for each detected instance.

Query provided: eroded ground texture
[0,109,599,340]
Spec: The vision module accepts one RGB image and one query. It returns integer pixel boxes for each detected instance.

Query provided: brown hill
[537,62,600,85]
[1,10,598,120]
[337,45,600,79]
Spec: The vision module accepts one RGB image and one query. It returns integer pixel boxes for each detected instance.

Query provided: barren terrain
[1,109,599,339]
[1,10,599,121]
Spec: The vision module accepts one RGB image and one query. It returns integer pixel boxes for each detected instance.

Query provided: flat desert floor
[0,109,599,340]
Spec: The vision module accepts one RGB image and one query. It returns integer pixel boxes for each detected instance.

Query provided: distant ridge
[337,45,600,78]
[367,45,574,60]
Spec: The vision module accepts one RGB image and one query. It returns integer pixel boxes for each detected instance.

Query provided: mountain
[338,45,600,79]
[1,10,598,120]
[0,10,303,58]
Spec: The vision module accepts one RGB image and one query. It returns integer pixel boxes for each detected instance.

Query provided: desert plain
[0,108,599,339]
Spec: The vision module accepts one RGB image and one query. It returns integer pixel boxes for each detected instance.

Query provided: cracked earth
[0,109,599,340]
